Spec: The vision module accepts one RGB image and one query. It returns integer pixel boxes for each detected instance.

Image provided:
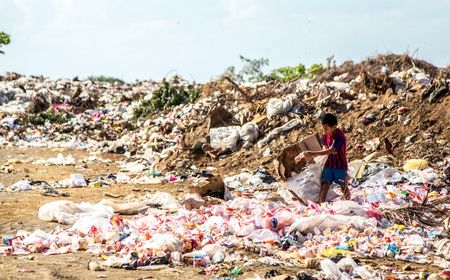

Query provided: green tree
[0,32,11,54]
[269,64,307,81]
[222,55,269,83]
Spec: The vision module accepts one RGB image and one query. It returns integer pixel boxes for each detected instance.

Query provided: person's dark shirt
[322,128,348,170]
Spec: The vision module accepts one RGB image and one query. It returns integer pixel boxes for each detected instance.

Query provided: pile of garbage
[2,154,450,279]
[1,54,450,279]
[0,54,448,175]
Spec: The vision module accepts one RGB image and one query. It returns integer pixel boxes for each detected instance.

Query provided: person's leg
[336,170,350,200]
[340,177,351,200]
[318,182,330,204]
[320,167,333,204]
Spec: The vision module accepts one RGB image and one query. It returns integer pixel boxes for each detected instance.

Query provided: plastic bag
[246,229,279,243]
[403,159,429,171]
[141,233,182,252]
[115,173,130,184]
[329,200,367,216]
[320,258,342,280]
[236,223,255,237]
[286,155,339,203]
[142,191,182,210]
[22,229,53,246]
[42,153,76,165]
[366,192,388,203]
[10,180,33,191]
[267,98,293,117]
[354,266,380,280]
[209,126,240,151]
[202,216,225,231]
[337,257,358,274]
[288,214,377,234]
[38,200,114,224]
[239,123,258,147]
[69,174,87,187]
[359,168,401,188]
[71,216,112,235]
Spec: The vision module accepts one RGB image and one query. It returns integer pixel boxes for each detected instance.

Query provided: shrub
[20,109,72,126]
[87,75,124,84]
[133,80,200,119]
[221,55,269,83]
[0,32,11,54]
[269,64,307,82]
[269,63,324,81]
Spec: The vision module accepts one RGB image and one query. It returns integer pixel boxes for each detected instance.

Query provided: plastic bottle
[230,267,243,275]
[193,251,207,266]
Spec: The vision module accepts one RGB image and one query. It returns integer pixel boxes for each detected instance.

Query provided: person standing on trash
[295,113,350,204]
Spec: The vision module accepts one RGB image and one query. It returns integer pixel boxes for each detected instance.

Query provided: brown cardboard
[277,134,322,180]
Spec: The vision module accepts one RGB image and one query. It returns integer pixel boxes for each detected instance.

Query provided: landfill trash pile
[1,162,450,279]
[1,54,450,279]
[0,54,448,174]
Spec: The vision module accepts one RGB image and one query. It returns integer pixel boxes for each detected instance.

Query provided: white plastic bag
[320,258,342,280]
[38,200,114,224]
[70,174,87,187]
[286,155,339,202]
[10,180,33,191]
[329,200,367,216]
[246,229,279,243]
[209,126,240,151]
[288,214,377,234]
[267,98,293,117]
[71,216,112,235]
[239,123,258,147]
[143,191,182,210]
[337,257,359,274]
[141,233,182,252]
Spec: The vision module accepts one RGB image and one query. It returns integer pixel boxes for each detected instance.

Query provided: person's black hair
[321,113,338,126]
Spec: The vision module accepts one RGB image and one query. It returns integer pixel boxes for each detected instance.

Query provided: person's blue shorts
[321,167,347,186]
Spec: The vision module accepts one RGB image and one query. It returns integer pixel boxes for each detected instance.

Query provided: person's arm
[305,132,344,157]
[305,147,336,157]
[295,147,336,162]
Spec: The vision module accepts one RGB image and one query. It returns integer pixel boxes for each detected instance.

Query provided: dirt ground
[0,147,445,280]
[0,147,303,280]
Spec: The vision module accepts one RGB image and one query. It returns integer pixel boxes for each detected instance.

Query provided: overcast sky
[1,0,449,82]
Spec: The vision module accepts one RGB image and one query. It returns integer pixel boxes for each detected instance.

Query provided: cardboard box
[277,134,321,181]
